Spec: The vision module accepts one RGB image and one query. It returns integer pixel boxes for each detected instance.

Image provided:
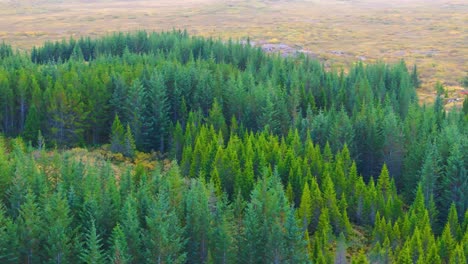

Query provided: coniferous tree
[283,207,309,264]
[0,137,12,200]
[396,245,412,264]
[45,79,88,146]
[140,73,170,152]
[449,244,466,264]
[145,191,186,264]
[110,115,125,154]
[80,221,106,264]
[411,64,421,88]
[322,172,347,235]
[447,203,461,241]
[334,232,348,264]
[241,173,298,263]
[110,75,129,124]
[185,179,210,263]
[119,196,142,263]
[18,191,42,264]
[208,193,236,264]
[171,121,185,160]
[425,242,442,264]
[123,124,136,158]
[439,222,455,263]
[420,143,442,206]
[70,43,84,61]
[351,250,369,264]
[109,224,132,264]
[381,110,405,183]
[207,99,227,139]
[240,157,255,199]
[298,182,312,231]
[42,192,73,264]
[443,144,467,220]
[0,203,18,263]
[309,177,323,232]
[23,105,41,144]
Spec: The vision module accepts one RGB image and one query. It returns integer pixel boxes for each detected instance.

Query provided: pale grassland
[0,0,466,105]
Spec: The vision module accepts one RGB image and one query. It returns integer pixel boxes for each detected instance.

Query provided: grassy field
[0,0,466,105]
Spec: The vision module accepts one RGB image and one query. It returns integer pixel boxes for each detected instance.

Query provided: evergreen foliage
[0,30,465,263]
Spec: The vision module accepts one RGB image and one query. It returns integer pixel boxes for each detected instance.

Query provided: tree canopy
[0,30,466,263]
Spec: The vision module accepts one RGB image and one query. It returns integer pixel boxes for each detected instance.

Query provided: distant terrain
[0,0,467,105]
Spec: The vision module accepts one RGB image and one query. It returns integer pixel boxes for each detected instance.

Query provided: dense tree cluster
[0,30,466,263]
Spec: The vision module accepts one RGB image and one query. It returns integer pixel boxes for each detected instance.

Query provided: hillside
[0,31,466,263]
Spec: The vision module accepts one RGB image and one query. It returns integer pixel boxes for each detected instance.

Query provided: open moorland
[0,0,467,104]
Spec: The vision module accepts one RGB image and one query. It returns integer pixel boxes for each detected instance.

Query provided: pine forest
[0,30,466,263]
